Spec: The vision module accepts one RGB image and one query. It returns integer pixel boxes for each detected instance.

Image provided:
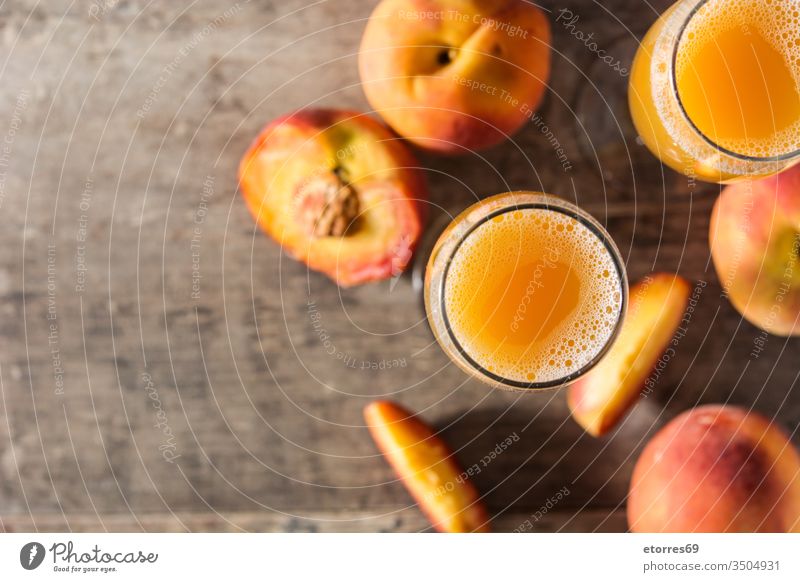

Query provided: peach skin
[364,400,490,532]
[628,405,800,532]
[238,109,427,287]
[359,0,551,154]
[568,274,691,437]
[710,164,800,336]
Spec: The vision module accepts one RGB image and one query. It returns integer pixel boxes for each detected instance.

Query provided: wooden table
[0,0,797,533]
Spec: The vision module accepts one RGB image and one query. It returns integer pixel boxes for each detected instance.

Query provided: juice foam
[443,208,623,384]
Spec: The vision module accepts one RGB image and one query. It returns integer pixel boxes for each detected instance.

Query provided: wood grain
[0,0,797,533]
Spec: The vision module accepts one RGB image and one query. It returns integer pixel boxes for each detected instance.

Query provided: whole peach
[359,0,551,154]
[628,405,800,532]
[710,164,800,336]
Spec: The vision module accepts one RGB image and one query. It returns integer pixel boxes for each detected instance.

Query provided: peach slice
[710,164,800,336]
[364,400,490,532]
[359,0,551,154]
[628,405,800,532]
[238,109,427,286]
[568,274,691,436]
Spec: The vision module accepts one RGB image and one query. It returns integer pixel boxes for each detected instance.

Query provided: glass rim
[437,196,628,391]
[669,0,800,163]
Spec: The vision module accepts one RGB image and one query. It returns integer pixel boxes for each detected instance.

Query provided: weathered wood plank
[0,509,627,533]
[0,0,797,533]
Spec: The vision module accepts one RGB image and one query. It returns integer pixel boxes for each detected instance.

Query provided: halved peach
[364,400,490,532]
[568,274,691,436]
[238,109,427,286]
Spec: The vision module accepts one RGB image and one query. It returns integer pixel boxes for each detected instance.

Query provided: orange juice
[629,0,800,182]
[425,192,626,390]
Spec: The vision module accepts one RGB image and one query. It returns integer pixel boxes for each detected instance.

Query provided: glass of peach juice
[629,0,800,183]
[424,192,628,391]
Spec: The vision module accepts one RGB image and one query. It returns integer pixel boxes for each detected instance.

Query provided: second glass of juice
[629,0,800,183]
[425,192,628,391]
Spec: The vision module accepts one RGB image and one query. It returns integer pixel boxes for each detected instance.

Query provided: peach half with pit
[238,109,427,287]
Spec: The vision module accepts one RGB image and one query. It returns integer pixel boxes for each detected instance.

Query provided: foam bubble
[443,208,623,384]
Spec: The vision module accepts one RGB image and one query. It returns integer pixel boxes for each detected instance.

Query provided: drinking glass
[424,192,628,391]
[629,0,800,183]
